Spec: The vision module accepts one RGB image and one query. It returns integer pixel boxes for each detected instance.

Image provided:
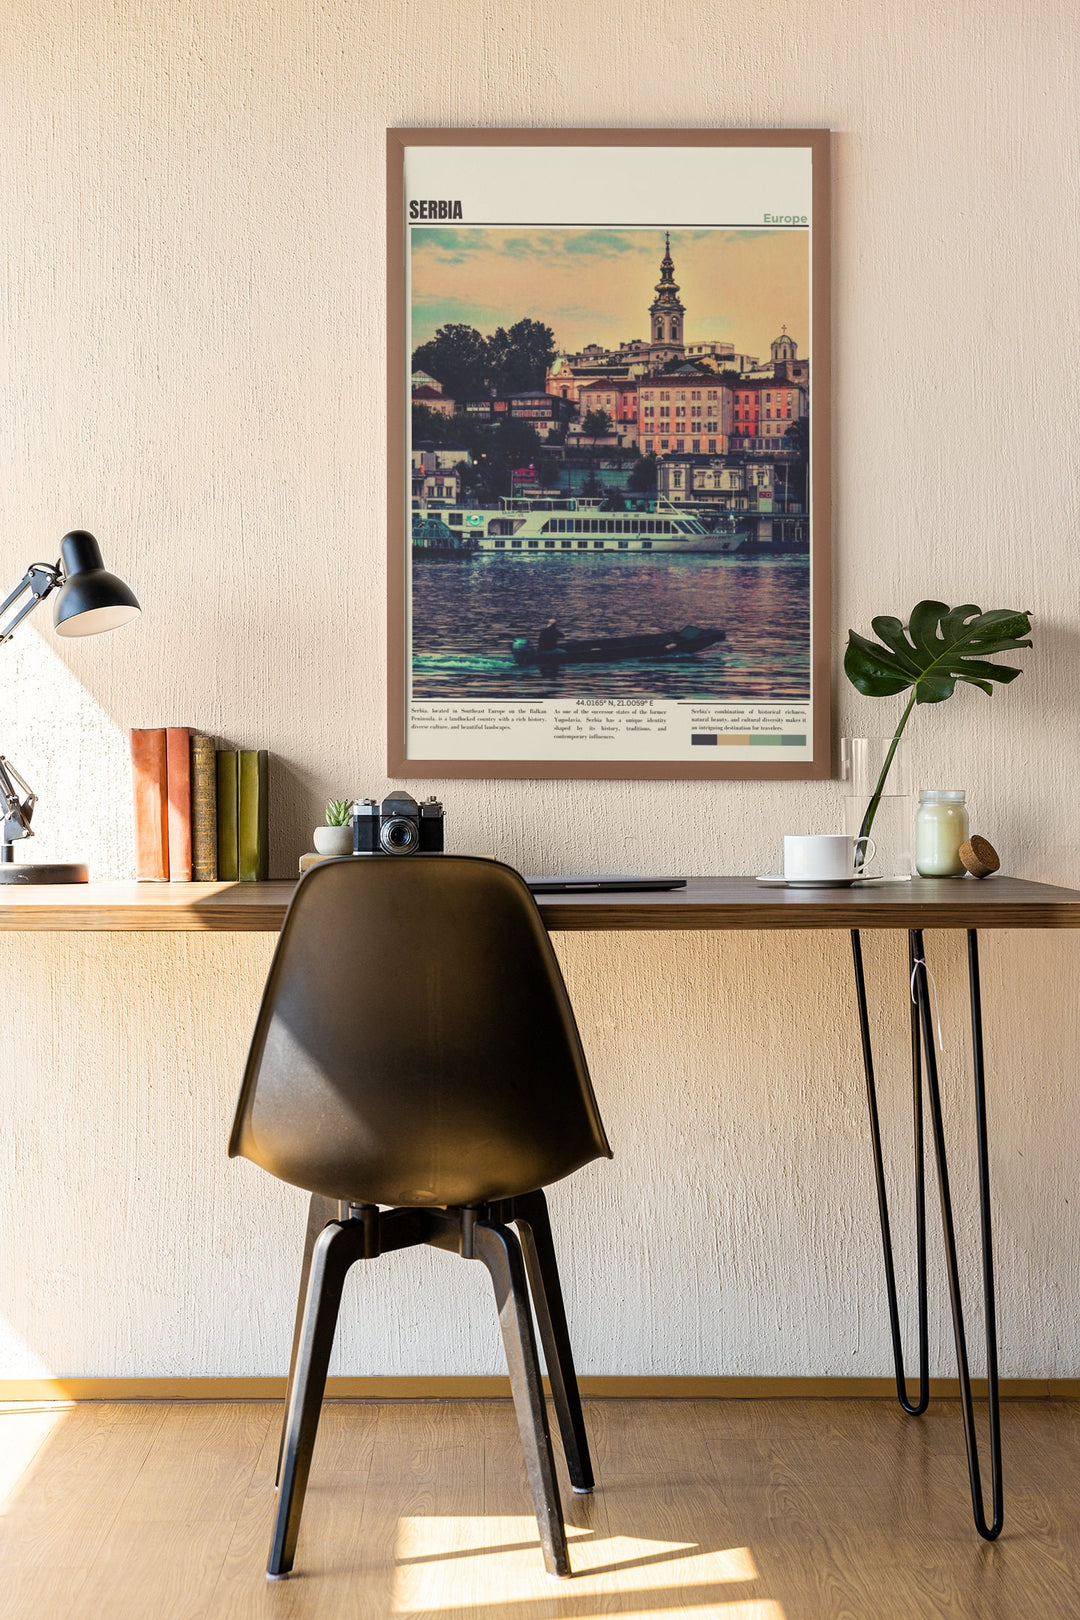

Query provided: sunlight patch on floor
[0,1405,68,1512]
[392,1515,782,1616]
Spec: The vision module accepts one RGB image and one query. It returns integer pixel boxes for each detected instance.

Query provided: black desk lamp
[0,531,140,884]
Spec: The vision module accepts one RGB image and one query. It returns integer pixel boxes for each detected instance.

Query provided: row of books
[130,729,269,882]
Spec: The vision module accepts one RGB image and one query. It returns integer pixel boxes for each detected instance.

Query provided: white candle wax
[915,789,969,877]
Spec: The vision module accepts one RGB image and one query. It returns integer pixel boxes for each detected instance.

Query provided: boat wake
[412,652,514,674]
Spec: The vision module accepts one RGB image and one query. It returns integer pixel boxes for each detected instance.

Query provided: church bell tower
[648,232,685,363]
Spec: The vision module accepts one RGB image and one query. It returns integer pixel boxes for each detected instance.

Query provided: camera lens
[380,817,418,854]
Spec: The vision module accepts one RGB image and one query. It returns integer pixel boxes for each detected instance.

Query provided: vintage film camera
[351,791,445,856]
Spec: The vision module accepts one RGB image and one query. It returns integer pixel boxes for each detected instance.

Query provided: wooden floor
[2,1398,1079,1620]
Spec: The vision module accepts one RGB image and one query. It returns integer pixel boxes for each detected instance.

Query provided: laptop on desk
[525,876,687,893]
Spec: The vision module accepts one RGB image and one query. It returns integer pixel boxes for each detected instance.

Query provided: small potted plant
[312,799,354,857]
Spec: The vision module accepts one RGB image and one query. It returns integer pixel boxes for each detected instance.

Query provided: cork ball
[959,836,1000,879]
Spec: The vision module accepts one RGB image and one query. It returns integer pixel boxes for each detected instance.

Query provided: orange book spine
[130,729,169,881]
[165,728,193,882]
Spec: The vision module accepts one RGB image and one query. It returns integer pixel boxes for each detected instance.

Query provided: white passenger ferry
[412,497,740,555]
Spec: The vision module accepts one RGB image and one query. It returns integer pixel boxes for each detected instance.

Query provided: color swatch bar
[691,734,806,747]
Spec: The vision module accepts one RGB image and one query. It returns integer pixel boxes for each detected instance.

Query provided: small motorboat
[510,624,725,667]
[412,517,480,560]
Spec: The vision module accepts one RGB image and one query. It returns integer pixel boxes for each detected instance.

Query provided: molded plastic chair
[229,855,612,1579]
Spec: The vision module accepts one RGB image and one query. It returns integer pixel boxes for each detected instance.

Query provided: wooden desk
[1,874,1080,932]
[5,870,1074,1540]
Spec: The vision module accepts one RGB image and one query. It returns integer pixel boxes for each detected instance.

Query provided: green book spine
[238,749,269,881]
[216,751,239,882]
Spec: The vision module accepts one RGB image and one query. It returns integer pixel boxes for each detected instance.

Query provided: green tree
[627,451,657,493]
[783,417,808,455]
[582,408,613,443]
[411,323,489,399]
[486,318,556,393]
[468,418,545,501]
[779,417,809,508]
[411,403,454,444]
[580,409,612,496]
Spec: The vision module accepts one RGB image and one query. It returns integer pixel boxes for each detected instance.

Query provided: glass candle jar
[915,789,969,877]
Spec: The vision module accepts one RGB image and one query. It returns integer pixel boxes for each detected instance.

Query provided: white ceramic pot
[312,825,353,857]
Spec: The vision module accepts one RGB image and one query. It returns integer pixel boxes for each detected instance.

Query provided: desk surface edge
[2,877,1080,931]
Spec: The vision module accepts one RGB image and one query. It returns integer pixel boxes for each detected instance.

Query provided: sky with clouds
[410,228,809,362]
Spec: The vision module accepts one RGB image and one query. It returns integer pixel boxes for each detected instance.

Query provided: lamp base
[0,861,89,884]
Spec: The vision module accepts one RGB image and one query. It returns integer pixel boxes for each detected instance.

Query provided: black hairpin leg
[912,927,1003,1540]
[852,925,1003,1540]
[851,929,929,1414]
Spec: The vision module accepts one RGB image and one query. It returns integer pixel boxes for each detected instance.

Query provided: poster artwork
[389,133,830,778]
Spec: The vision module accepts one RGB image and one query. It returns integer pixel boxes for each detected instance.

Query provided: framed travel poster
[387,128,830,779]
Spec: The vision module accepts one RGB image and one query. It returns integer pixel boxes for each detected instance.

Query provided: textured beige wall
[1,0,1077,1378]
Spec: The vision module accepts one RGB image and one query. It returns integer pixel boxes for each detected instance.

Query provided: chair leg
[276,1192,339,1486]
[268,1218,366,1578]
[474,1219,571,1579]
[511,1190,595,1492]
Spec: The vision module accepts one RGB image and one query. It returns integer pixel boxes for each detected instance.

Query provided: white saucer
[755,873,901,888]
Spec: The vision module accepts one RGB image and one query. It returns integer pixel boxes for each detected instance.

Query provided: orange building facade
[636,380,730,456]
[729,376,806,452]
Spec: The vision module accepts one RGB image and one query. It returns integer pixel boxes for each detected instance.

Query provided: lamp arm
[0,755,36,847]
[0,561,63,645]
[0,561,60,849]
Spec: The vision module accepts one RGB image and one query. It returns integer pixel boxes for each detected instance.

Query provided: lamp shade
[53,531,140,638]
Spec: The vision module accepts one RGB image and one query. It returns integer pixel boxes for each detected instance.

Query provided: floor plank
[1,1397,1078,1619]
[68,1517,238,1620]
[113,1402,274,1525]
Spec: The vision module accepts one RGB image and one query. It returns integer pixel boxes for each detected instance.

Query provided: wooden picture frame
[388,128,831,780]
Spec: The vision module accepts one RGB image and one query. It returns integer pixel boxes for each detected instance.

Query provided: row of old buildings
[413,350,805,459]
[563,356,805,457]
[412,233,810,463]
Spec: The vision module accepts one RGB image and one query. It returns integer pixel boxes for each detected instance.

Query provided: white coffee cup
[783,832,876,881]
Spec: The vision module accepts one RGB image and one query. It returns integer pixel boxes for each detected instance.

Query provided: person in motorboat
[511,622,725,668]
[536,617,563,653]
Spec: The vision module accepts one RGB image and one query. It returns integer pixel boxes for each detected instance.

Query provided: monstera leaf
[845,601,1033,843]
[845,603,1032,705]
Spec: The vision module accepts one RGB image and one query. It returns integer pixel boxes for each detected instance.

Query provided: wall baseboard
[1,1374,1078,1402]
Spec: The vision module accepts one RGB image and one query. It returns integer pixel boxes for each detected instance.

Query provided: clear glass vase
[841,736,913,878]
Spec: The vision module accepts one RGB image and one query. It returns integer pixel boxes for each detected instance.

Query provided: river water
[411,552,810,701]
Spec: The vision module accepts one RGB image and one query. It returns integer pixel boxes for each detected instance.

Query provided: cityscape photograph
[408,226,812,701]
